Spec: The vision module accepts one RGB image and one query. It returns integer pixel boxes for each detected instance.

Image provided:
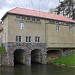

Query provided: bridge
[1,42,74,66]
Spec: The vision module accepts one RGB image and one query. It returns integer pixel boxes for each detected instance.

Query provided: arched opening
[31,49,41,64]
[47,50,61,63]
[14,49,25,65]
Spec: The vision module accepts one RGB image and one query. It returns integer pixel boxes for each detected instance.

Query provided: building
[0,7,75,66]
[0,22,3,46]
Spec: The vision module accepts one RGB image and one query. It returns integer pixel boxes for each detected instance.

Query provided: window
[32,18,36,21]
[16,15,20,19]
[27,17,31,20]
[35,36,40,43]
[22,16,26,20]
[56,26,60,31]
[55,21,59,25]
[26,36,31,43]
[49,20,55,24]
[59,22,63,25]
[36,18,40,22]
[69,26,72,32]
[32,18,40,22]
[16,36,22,42]
[20,22,24,29]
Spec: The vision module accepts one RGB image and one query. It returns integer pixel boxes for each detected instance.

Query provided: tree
[56,0,75,20]
[49,8,57,14]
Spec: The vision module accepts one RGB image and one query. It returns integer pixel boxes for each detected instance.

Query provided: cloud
[0,0,61,10]
[0,0,62,19]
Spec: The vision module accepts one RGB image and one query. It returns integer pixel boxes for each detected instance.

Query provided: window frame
[56,25,60,31]
[35,36,40,43]
[69,26,73,32]
[20,22,24,29]
[16,36,22,43]
[26,36,31,43]
[16,15,20,19]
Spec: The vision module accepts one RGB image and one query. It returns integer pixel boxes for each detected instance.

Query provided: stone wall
[62,49,74,56]
[2,42,47,66]
[1,42,74,66]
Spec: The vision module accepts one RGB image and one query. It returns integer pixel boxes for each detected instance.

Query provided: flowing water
[0,64,75,75]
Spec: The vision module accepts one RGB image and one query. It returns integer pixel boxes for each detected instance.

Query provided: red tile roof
[3,7,75,23]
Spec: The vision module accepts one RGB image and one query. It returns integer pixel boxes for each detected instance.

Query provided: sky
[0,0,64,20]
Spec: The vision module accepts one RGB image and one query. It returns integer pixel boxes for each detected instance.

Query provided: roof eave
[1,11,75,24]
[1,12,8,21]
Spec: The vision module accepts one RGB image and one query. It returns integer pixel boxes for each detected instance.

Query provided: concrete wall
[2,17,8,43]
[1,14,75,48]
[46,24,75,48]
[0,22,3,46]
[7,14,45,43]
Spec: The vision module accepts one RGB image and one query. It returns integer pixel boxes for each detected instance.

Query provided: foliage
[56,0,75,20]
[49,8,57,14]
[0,46,6,54]
[50,52,75,66]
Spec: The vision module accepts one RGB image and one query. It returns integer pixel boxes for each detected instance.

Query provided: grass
[0,46,6,54]
[50,52,75,66]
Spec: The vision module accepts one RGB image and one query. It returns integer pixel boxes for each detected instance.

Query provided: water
[0,64,75,75]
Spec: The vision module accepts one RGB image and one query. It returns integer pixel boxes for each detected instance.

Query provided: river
[0,64,75,75]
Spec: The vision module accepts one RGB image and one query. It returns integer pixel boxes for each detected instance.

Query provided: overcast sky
[0,0,64,20]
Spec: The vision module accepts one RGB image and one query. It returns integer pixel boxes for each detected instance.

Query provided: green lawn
[50,52,75,66]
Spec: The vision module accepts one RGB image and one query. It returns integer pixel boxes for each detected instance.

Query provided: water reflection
[0,64,75,75]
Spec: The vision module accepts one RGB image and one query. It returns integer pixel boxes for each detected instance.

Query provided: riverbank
[49,52,75,66]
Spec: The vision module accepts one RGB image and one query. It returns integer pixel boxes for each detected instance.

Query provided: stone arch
[2,43,47,66]
[47,49,62,63]
[5,45,30,66]
[30,44,47,65]
[31,49,42,64]
[14,49,25,65]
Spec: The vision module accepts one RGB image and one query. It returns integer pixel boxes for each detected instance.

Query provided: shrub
[0,46,6,54]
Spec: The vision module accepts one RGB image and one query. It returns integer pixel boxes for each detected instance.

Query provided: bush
[0,46,6,54]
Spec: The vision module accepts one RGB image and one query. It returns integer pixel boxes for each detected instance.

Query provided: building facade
[0,7,75,66]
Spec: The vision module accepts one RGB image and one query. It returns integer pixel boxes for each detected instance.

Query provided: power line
[0,0,9,8]
[45,0,51,12]
[31,0,34,10]
[26,0,27,8]
[38,0,42,17]
[39,0,42,11]
[13,0,19,7]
